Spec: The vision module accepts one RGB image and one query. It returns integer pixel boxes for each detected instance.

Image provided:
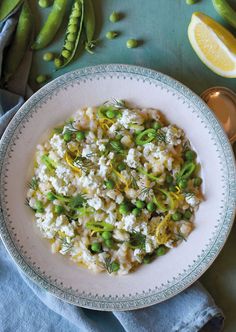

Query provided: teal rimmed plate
[0,64,235,311]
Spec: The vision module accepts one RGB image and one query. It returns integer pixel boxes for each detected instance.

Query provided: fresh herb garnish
[28,177,38,190]
[58,237,73,253]
[128,231,146,249]
[103,255,120,273]
[62,122,78,134]
[74,156,93,173]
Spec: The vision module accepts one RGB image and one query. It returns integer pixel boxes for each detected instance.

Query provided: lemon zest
[65,152,81,174]
[156,214,174,245]
[112,168,130,191]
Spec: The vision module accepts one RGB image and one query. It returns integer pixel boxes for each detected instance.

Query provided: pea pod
[0,0,22,22]
[136,129,156,145]
[55,0,84,69]
[3,1,33,82]
[212,0,236,28]
[32,0,67,50]
[84,0,96,53]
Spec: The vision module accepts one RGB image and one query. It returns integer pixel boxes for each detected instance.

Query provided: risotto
[26,100,203,275]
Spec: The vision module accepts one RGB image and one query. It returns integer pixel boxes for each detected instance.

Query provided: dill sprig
[174,231,187,242]
[139,186,153,200]
[103,255,119,274]
[28,177,39,190]
[130,173,138,189]
[155,129,166,143]
[104,99,126,109]
[128,231,146,249]
[62,122,78,134]
[25,198,35,211]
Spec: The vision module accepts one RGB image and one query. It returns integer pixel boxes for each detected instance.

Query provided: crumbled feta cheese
[125,148,141,169]
[87,196,103,210]
[185,194,200,207]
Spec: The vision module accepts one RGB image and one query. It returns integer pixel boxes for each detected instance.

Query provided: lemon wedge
[188,12,236,78]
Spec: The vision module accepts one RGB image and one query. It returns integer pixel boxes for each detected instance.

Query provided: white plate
[0,64,235,311]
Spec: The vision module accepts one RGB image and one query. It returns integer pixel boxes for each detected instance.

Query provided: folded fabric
[0,12,224,332]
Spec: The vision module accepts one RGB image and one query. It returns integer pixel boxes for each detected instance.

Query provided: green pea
[126,39,138,48]
[38,0,51,8]
[72,8,81,18]
[76,131,85,141]
[46,192,56,201]
[35,75,47,84]
[62,49,71,59]
[152,122,162,130]
[178,178,188,189]
[185,150,196,161]
[104,239,114,248]
[91,242,102,253]
[186,0,198,4]
[166,174,173,184]
[64,41,74,51]
[54,58,63,68]
[132,208,141,217]
[109,11,120,23]
[111,261,120,272]
[35,200,44,213]
[63,132,72,142]
[119,203,130,215]
[106,31,118,40]
[54,205,64,215]
[183,209,192,220]
[105,180,115,189]
[169,185,177,192]
[43,52,54,62]
[102,231,112,240]
[69,17,78,25]
[135,200,145,209]
[156,245,167,256]
[193,177,202,187]
[117,163,126,171]
[106,109,116,118]
[67,33,76,42]
[147,202,156,212]
[172,212,182,221]
[143,255,152,264]
[68,24,77,34]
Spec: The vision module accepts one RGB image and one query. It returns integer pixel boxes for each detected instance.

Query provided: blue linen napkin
[0,15,225,332]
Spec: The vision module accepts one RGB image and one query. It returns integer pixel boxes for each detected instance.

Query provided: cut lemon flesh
[188,12,236,78]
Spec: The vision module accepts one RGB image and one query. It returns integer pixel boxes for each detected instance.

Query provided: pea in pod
[212,0,236,28]
[84,0,96,53]
[0,0,22,22]
[32,0,67,50]
[55,0,84,69]
[3,1,33,82]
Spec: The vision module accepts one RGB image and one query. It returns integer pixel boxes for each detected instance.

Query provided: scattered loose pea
[104,239,114,248]
[126,39,138,48]
[110,261,120,272]
[132,208,141,217]
[91,242,102,253]
[143,255,152,264]
[43,52,54,62]
[63,132,72,142]
[46,192,56,201]
[106,31,118,40]
[102,231,112,240]
[152,121,162,130]
[35,74,47,84]
[119,202,130,215]
[38,0,51,8]
[104,179,115,189]
[135,200,145,209]
[172,211,182,221]
[106,109,116,118]
[183,209,192,220]
[109,11,120,23]
[76,131,85,141]
[54,205,64,215]
[147,201,156,212]
[156,245,167,256]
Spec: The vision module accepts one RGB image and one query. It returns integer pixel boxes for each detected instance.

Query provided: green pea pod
[84,0,96,53]
[55,0,84,69]
[212,0,236,28]
[178,162,196,180]
[135,129,156,145]
[0,0,22,22]
[4,1,34,82]
[32,0,67,50]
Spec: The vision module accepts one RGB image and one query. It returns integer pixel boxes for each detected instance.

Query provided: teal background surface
[28,0,236,331]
